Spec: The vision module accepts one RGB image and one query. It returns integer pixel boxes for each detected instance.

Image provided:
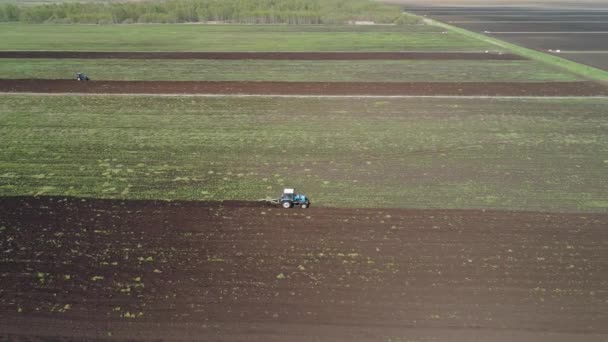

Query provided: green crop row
[1,95,607,212]
[0,23,497,52]
[0,59,582,82]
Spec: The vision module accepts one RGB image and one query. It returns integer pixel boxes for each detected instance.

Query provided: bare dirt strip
[2,79,607,96]
[402,4,608,70]
[0,51,526,60]
[1,196,607,341]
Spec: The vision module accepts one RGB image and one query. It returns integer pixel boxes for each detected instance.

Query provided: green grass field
[0,23,500,52]
[1,16,606,213]
[1,95,607,212]
[0,59,583,82]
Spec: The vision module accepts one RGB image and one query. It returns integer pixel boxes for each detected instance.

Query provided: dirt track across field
[1,197,607,341]
[2,79,607,96]
[0,51,526,60]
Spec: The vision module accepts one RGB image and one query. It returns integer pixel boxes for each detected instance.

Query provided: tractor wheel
[282,201,292,209]
[301,204,308,209]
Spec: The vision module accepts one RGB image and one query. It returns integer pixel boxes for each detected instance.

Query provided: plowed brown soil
[1,197,607,341]
[2,79,607,96]
[0,51,526,60]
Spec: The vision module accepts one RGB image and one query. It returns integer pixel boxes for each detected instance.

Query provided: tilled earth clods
[1,197,607,340]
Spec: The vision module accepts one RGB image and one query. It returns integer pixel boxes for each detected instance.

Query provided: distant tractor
[261,188,310,208]
[76,72,90,81]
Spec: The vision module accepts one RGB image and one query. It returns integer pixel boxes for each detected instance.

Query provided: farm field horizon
[1,2,608,340]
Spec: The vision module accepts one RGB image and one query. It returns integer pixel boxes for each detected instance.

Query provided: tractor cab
[280,188,310,209]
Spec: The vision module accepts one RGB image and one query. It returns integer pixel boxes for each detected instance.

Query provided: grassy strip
[1,95,607,212]
[0,59,582,82]
[417,16,608,83]
[0,23,497,52]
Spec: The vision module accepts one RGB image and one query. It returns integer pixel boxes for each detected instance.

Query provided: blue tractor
[260,188,310,208]
[279,188,310,209]
[76,72,90,81]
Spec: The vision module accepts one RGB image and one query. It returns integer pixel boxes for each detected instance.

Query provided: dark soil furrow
[0,196,607,341]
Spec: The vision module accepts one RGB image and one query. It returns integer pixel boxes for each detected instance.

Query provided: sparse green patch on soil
[1,95,606,212]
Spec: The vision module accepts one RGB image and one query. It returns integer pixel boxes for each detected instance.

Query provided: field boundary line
[413,14,608,83]
[2,92,607,100]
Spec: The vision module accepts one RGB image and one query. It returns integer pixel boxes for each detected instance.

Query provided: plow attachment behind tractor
[259,198,281,206]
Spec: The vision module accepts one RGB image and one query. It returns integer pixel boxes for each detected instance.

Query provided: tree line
[0,0,415,24]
